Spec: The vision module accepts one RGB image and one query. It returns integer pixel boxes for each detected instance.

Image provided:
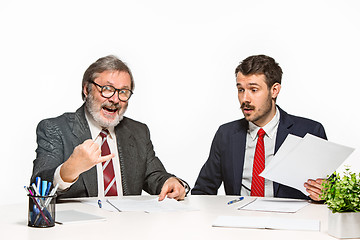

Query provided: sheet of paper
[212,216,319,231]
[336,148,360,174]
[85,197,197,213]
[261,134,302,175]
[56,210,106,224]
[260,133,355,195]
[238,198,309,213]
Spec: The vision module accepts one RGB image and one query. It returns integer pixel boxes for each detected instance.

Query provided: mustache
[101,102,121,110]
[241,102,255,110]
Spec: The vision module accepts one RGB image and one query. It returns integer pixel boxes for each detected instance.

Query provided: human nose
[239,90,251,104]
[108,91,120,103]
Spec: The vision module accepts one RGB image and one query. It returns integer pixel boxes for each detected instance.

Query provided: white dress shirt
[240,107,280,197]
[53,110,123,198]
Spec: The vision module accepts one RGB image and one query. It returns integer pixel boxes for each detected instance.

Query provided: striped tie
[99,129,118,196]
[250,128,266,197]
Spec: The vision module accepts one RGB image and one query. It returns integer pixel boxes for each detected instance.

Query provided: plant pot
[328,209,360,238]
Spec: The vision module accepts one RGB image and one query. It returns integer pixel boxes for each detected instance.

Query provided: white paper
[239,198,309,213]
[261,134,302,176]
[56,210,106,224]
[336,148,360,174]
[212,216,320,231]
[260,134,355,195]
[85,197,197,213]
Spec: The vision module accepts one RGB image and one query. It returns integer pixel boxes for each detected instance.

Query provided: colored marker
[45,182,52,196]
[227,197,244,205]
[41,181,48,196]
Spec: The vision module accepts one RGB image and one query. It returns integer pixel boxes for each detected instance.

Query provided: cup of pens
[28,193,56,227]
[26,178,58,228]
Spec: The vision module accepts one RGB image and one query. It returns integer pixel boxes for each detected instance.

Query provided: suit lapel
[72,105,97,197]
[114,119,136,195]
[231,120,248,195]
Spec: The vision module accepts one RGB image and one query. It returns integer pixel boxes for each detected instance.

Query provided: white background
[1,0,359,205]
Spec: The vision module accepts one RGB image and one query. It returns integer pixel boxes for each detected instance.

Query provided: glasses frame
[89,80,133,102]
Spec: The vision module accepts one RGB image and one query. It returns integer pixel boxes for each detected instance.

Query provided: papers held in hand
[259,133,355,195]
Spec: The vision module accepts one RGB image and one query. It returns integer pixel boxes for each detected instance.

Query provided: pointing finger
[98,153,115,163]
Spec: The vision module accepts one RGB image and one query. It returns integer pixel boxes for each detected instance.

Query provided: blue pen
[41,181,47,196]
[45,182,52,196]
[227,197,244,205]
[98,199,102,208]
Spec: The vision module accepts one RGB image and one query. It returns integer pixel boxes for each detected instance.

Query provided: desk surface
[2,195,338,240]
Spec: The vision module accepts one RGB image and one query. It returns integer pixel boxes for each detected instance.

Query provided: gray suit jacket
[31,104,174,198]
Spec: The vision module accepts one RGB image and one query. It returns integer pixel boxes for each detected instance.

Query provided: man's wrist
[173,177,191,196]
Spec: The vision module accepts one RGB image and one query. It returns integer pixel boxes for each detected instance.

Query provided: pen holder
[28,194,56,228]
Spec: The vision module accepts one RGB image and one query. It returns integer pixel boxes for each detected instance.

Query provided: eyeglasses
[89,81,133,102]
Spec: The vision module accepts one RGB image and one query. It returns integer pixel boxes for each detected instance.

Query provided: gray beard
[85,93,126,128]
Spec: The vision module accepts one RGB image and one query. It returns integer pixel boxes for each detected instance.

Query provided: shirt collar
[248,106,280,140]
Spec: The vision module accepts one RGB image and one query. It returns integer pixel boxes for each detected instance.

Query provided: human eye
[237,88,244,93]
[103,85,115,92]
[119,89,130,96]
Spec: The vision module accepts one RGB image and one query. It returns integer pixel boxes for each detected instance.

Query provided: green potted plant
[321,167,360,238]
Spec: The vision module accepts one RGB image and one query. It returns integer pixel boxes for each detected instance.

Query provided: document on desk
[238,198,309,213]
[56,210,106,224]
[260,133,355,195]
[86,197,197,213]
[212,216,320,231]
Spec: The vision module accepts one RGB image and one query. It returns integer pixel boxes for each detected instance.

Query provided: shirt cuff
[174,177,191,196]
[53,164,77,191]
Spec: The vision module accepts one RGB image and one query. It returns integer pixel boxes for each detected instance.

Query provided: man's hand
[158,177,186,201]
[60,139,115,183]
[304,178,326,201]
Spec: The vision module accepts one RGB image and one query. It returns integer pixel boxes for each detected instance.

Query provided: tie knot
[257,128,266,138]
[100,129,109,139]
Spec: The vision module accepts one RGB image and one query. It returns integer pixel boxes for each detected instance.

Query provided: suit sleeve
[30,119,65,185]
[191,129,223,195]
[315,122,327,140]
[141,125,174,195]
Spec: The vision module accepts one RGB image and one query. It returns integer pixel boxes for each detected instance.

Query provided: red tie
[250,128,266,197]
[100,129,118,196]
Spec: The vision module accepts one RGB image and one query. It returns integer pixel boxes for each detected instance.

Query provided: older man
[31,55,188,200]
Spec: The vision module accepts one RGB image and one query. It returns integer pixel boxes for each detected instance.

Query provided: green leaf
[321,167,360,213]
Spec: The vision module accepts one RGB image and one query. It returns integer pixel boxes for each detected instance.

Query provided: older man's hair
[82,55,134,100]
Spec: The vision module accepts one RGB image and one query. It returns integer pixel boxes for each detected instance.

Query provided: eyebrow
[236,82,261,87]
[105,81,131,89]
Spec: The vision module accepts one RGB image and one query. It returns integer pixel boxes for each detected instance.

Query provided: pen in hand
[227,197,244,205]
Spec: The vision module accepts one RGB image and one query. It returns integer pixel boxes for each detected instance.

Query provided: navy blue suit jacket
[192,106,327,199]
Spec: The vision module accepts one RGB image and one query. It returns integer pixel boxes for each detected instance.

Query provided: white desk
[1,195,337,240]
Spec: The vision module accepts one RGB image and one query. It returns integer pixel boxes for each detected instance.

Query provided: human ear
[83,84,89,98]
[271,83,281,99]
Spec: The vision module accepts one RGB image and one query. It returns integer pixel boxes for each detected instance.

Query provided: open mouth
[102,106,118,114]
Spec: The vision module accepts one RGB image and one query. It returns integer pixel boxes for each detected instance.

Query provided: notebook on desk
[55,210,106,224]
